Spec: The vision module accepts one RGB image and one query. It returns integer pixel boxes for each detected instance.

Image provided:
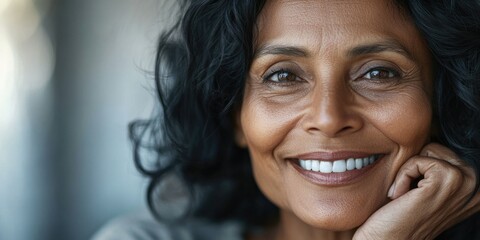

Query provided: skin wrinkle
[237,0,434,240]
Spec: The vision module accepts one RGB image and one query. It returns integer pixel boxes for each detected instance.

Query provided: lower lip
[289,155,384,186]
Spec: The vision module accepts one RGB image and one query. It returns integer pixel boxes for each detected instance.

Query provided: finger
[420,143,480,204]
[420,143,476,190]
[389,156,459,199]
[418,145,480,230]
[388,156,428,199]
[421,143,465,167]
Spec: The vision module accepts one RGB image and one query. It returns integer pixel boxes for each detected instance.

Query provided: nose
[302,84,363,138]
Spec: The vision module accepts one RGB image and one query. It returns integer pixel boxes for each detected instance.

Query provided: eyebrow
[254,40,414,61]
[347,40,414,60]
[254,45,309,58]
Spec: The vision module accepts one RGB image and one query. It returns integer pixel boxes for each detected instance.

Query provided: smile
[298,155,381,173]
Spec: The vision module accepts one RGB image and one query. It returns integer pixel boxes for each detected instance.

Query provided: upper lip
[290,151,378,161]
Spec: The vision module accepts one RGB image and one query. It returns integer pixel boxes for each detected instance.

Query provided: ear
[233,110,248,148]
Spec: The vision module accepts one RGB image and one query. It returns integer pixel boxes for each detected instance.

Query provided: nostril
[305,118,362,137]
[340,126,354,132]
[302,99,364,137]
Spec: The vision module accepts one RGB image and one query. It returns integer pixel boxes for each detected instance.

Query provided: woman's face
[237,0,433,231]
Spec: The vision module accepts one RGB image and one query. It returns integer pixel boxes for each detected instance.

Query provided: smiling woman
[238,0,434,234]
[93,0,480,239]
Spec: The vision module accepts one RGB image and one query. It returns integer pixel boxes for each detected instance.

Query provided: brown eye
[362,68,399,80]
[265,70,298,83]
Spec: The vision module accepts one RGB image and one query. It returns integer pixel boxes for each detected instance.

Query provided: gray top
[91,211,245,240]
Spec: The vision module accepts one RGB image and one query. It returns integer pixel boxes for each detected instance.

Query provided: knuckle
[420,143,441,155]
[424,160,463,188]
[442,167,463,191]
[448,167,463,182]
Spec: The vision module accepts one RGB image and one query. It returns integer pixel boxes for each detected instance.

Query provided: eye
[264,69,299,83]
[362,67,400,80]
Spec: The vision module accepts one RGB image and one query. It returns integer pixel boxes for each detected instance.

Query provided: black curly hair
[129,0,480,237]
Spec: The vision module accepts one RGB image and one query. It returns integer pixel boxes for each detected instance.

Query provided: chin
[290,194,381,231]
[268,160,389,232]
[292,204,374,231]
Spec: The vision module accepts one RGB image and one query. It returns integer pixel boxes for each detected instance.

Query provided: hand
[353,143,480,240]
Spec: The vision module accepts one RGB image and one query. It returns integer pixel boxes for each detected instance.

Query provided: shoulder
[91,211,245,240]
[91,211,172,240]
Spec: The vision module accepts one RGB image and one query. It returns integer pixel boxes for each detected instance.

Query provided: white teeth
[305,160,312,170]
[299,155,379,173]
[332,160,346,173]
[300,160,306,169]
[355,158,363,169]
[311,160,320,171]
[346,158,355,170]
[319,161,333,173]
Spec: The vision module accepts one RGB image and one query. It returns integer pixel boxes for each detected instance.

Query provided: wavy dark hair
[129,0,480,237]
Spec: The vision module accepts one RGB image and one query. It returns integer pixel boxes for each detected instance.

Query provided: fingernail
[388,184,395,198]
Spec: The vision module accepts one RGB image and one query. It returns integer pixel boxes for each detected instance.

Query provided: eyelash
[360,67,401,81]
[262,68,302,86]
[262,66,402,86]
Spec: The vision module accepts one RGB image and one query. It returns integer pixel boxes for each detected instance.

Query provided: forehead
[255,0,425,58]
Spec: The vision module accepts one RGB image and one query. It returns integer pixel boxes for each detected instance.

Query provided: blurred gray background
[0,0,177,239]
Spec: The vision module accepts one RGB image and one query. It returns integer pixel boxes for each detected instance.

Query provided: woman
[94,0,480,239]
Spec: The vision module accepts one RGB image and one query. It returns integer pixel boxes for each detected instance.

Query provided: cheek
[370,91,432,149]
[240,95,301,154]
[240,92,305,208]
[364,87,432,181]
